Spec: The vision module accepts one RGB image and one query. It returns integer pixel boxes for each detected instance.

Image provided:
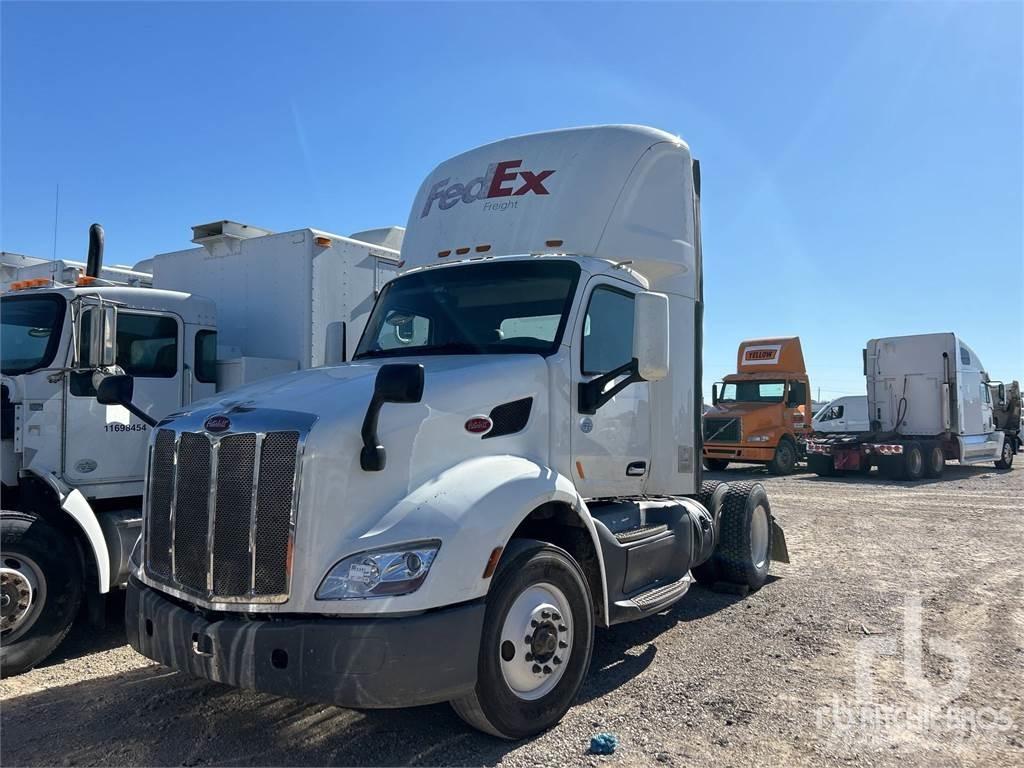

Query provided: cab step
[614,524,668,544]
[629,575,691,611]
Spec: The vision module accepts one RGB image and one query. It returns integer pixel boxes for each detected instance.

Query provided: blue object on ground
[589,733,619,755]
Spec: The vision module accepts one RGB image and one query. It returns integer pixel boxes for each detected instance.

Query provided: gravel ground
[2,463,1022,767]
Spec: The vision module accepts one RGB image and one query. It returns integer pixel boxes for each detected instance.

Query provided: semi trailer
[703,337,812,474]
[0,221,401,675]
[806,333,1015,479]
[123,125,789,739]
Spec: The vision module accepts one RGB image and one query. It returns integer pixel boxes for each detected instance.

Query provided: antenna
[51,184,60,282]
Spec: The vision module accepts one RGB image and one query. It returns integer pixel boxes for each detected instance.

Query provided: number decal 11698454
[105,423,148,433]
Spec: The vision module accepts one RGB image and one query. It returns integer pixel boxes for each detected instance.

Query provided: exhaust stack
[86,223,105,278]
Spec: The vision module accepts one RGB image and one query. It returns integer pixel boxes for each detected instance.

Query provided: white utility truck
[0,222,401,675]
[812,395,869,434]
[806,333,1015,478]
[124,125,789,738]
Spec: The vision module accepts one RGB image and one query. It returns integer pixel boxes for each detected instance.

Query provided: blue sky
[2,2,1021,398]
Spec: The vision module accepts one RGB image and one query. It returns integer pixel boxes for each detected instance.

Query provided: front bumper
[704,444,776,463]
[126,577,485,709]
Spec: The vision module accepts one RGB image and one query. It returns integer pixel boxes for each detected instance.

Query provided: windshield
[719,380,785,403]
[1,294,67,375]
[355,260,582,360]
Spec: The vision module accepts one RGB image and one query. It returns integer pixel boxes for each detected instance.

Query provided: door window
[195,330,217,383]
[581,286,635,375]
[787,381,808,406]
[72,310,179,396]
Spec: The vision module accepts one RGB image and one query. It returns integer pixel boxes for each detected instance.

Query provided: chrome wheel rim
[1,554,46,641]
[1003,443,1012,463]
[499,582,573,701]
[750,504,770,571]
[908,450,923,476]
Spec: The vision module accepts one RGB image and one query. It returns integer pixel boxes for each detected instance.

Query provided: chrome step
[631,575,691,610]
[614,524,668,544]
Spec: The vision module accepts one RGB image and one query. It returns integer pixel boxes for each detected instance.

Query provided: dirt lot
[2,463,1022,767]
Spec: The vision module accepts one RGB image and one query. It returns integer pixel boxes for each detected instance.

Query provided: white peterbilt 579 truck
[124,125,789,738]
[0,222,401,675]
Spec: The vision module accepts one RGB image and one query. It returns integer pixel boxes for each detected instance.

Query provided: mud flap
[770,519,790,563]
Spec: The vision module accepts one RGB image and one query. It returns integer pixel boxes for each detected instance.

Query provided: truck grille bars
[144,411,311,605]
[703,417,740,443]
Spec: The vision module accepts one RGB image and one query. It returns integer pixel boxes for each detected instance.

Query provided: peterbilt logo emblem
[204,415,231,433]
[421,159,555,218]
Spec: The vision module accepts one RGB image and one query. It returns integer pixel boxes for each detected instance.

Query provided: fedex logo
[421,160,555,218]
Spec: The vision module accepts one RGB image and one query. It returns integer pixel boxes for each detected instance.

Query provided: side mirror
[632,292,669,382]
[95,373,158,426]
[360,363,425,471]
[96,373,134,406]
[998,384,1006,405]
[375,363,425,403]
[712,383,719,405]
[88,305,117,368]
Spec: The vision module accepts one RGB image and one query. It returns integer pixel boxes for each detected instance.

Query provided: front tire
[1,511,82,677]
[451,542,594,739]
[767,438,797,475]
[995,438,1014,469]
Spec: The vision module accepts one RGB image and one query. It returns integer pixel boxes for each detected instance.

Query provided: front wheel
[451,542,594,739]
[1,511,82,677]
[767,438,797,475]
[995,439,1014,469]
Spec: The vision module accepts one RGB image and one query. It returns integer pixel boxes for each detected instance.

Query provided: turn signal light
[314,236,332,248]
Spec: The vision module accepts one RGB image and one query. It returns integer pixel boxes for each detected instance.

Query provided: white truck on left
[0,220,401,675]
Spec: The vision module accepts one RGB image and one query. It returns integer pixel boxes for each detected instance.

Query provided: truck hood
[160,354,551,608]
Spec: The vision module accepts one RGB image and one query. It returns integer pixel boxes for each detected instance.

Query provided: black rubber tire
[995,438,1014,470]
[924,443,945,478]
[450,542,594,739]
[1,511,82,678]
[703,458,729,472]
[903,442,925,481]
[766,438,797,475]
[807,454,836,477]
[709,482,773,590]
[691,480,727,585]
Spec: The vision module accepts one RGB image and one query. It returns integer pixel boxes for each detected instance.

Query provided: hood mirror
[361,363,425,471]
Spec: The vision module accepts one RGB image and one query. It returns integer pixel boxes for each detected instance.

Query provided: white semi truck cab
[1,223,400,676]
[125,125,789,738]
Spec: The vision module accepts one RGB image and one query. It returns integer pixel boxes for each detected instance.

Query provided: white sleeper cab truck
[125,126,789,738]
[807,333,1014,479]
[0,222,401,676]
[812,395,869,434]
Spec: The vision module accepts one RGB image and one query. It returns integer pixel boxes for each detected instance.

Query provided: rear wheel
[903,442,925,480]
[708,482,774,590]
[1,511,82,677]
[703,458,729,472]
[807,454,835,477]
[924,443,945,478]
[451,542,594,739]
[767,438,797,475]
[995,438,1014,470]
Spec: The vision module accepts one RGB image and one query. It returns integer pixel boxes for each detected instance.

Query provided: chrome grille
[144,422,304,604]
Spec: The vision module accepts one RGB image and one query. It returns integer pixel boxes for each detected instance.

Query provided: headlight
[316,541,441,600]
[748,434,771,443]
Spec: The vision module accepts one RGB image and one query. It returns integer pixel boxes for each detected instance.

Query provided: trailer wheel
[924,443,945,478]
[451,541,594,739]
[703,458,729,471]
[995,439,1014,470]
[1,511,82,678]
[709,482,774,590]
[807,454,835,477]
[691,480,727,585]
[767,438,797,475]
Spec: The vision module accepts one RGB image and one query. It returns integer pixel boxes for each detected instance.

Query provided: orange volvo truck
[703,337,813,474]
